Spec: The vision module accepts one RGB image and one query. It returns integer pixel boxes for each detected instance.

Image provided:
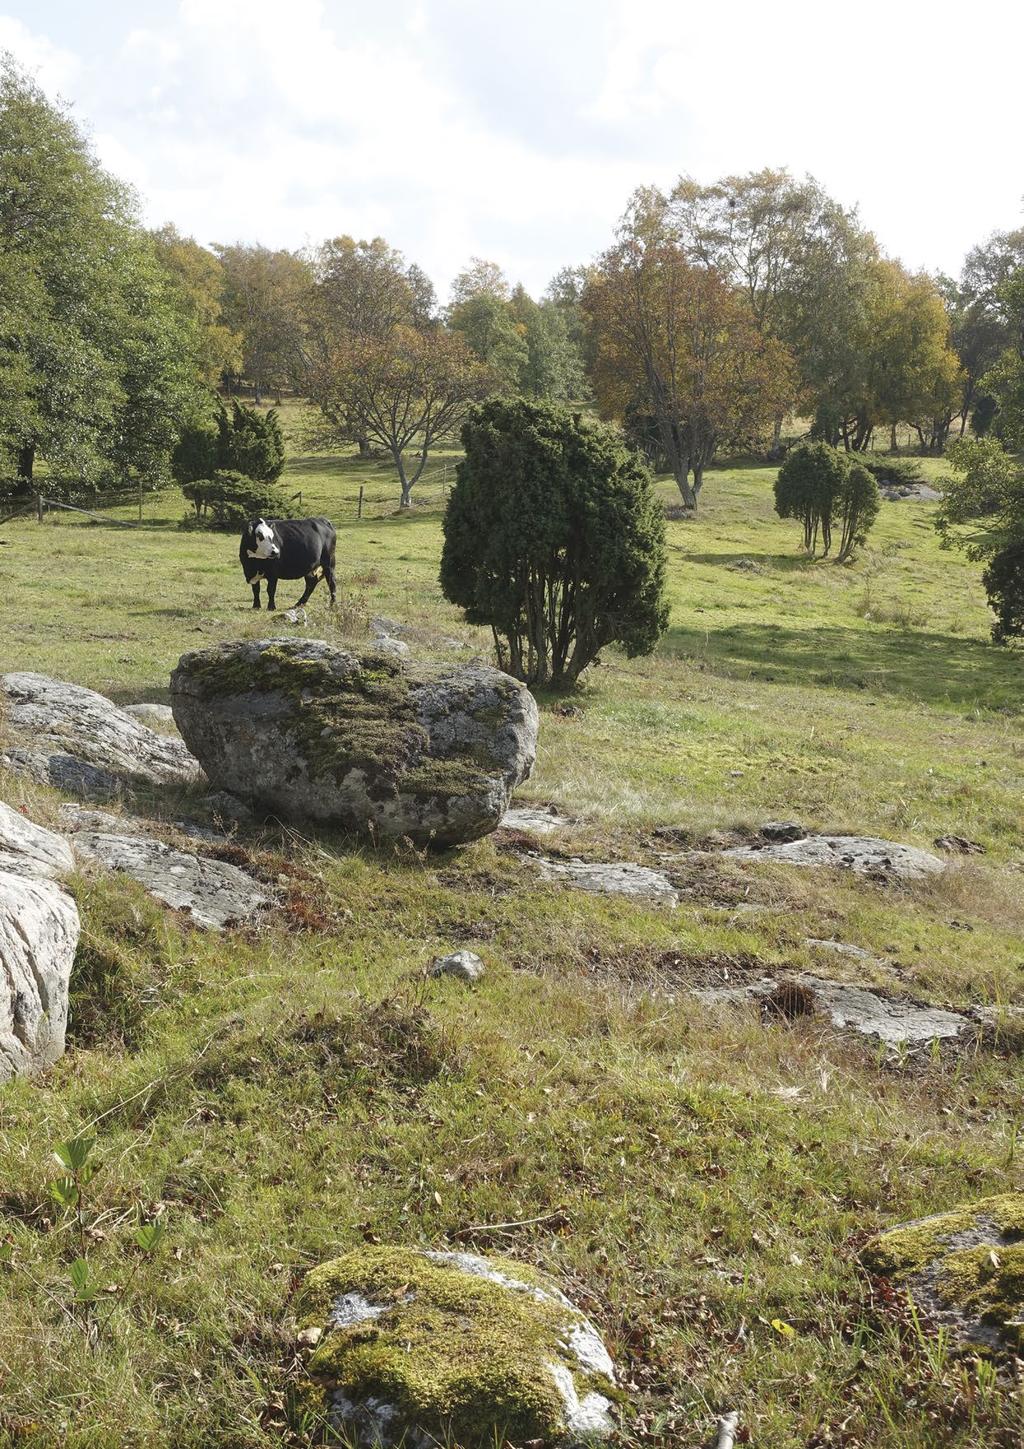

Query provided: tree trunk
[674,470,697,510]
[769,413,784,460]
[890,424,898,454]
[394,450,412,510]
[17,441,34,484]
[358,436,372,458]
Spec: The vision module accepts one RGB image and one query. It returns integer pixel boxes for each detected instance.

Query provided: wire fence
[0,467,455,532]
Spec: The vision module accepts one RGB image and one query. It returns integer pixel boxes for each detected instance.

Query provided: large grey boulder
[72,831,269,931]
[1,672,202,798]
[294,1246,617,1446]
[0,801,80,1081]
[169,639,538,847]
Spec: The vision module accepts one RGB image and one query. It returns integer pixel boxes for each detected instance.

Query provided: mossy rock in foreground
[294,1246,619,1447]
[862,1192,1024,1357]
[169,639,538,848]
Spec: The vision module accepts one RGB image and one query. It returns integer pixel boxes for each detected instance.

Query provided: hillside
[1,443,1023,1448]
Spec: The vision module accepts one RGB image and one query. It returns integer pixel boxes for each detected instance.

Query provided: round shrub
[774,441,849,555]
[983,541,1024,644]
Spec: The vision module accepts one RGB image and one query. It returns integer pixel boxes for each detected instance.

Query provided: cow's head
[245,517,280,561]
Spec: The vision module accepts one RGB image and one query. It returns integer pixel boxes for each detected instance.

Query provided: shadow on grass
[680,550,814,572]
[665,620,1022,714]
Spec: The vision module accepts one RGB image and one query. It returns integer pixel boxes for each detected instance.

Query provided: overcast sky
[2,0,1022,301]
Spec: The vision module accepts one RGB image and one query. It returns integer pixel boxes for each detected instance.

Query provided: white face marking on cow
[247,519,279,560]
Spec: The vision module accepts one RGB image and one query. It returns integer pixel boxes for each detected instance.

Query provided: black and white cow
[239,516,337,610]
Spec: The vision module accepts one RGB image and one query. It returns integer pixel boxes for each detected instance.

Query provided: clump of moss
[863,1193,1024,1354]
[295,1247,616,1447]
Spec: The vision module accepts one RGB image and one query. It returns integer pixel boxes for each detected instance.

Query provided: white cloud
[0,0,1022,298]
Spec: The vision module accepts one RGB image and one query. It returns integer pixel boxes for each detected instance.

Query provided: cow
[239,516,337,611]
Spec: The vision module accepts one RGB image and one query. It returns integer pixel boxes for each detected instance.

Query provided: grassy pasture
[0,433,1023,1447]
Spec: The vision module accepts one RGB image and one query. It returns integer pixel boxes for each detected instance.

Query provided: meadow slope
[0,441,1022,1448]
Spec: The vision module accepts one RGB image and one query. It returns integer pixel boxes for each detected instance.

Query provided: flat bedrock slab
[502,805,573,835]
[169,639,538,848]
[534,856,679,906]
[693,972,970,1045]
[72,831,269,930]
[1,672,203,798]
[723,833,945,880]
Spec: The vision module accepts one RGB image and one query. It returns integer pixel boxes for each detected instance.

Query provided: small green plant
[49,1134,167,1335]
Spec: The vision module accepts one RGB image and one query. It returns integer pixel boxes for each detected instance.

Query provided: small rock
[282,607,307,626]
[431,949,485,982]
[57,804,134,835]
[760,820,806,843]
[934,834,985,855]
[294,1246,617,1445]
[296,1325,322,1349]
[122,703,175,726]
[374,635,411,660]
[201,791,253,824]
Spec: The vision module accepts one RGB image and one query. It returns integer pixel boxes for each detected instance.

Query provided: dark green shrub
[861,457,924,488]
[173,401,285,486]
[835,462,880,561]
[171,423,218,485]
[774,441,848,554]
[181,469,291,530]
[440,397,669,687]
[971,392,1000,438]
[217,400,285,482]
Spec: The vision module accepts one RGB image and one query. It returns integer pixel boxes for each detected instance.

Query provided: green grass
[1,431,1023,1447]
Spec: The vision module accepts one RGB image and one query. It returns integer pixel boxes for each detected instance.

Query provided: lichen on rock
[294,1245,617,1446]
[862,1192,1024,1356]
[170,639,538,847]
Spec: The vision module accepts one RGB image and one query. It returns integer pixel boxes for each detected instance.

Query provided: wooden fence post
[358,485,364,519]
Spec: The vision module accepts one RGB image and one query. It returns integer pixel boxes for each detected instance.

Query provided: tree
[978,272,1024,449]
[935,436,1024,642]
[306,324,492,508]
[835,462,880,562]
[151,224,242,386]
[449,257,510,307]
[773,442,848,554]
[583,196,794,508]
[302,235,435,453]
[214,243,309,402]
[0,57,204,488]
[440,398,669,687]
[447,289,528,393]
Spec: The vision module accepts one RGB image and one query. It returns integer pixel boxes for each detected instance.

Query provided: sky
[2,0,1022,302]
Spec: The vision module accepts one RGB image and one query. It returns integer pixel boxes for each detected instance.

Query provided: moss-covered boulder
[169,639,538,847]
[862,1193,1024,1357]
[293,1246,618,1446]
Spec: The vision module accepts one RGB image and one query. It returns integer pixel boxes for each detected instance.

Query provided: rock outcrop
[169,639,538,847]
[294,1246,617,1446]
[1,672,202,798]
[0,801,80,1081]
[534,856,679,906]
[862,1193,1024,1357]
[723,833,945,880]
[71,830,269,931]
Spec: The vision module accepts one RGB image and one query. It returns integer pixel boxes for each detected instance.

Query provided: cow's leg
[251,581,261,609]
[324,549,337,605]
[295,572,320,607]
[266,576,277,611]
